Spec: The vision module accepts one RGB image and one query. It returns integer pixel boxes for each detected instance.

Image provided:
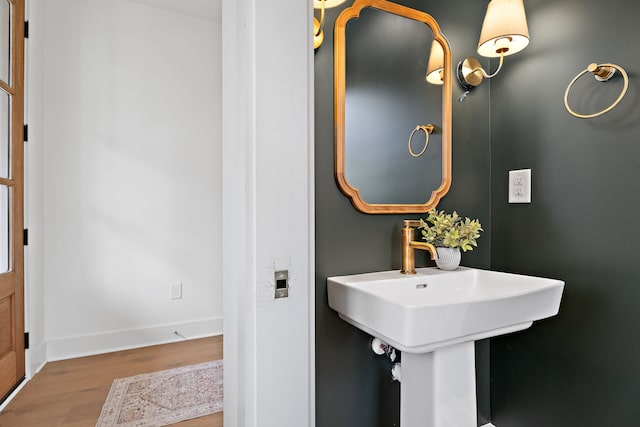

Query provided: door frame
[0,0,26,404]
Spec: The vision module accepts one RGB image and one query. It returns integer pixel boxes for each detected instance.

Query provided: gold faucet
[401,220,437,275]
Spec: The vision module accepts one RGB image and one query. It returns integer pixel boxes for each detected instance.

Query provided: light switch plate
[509,169,531,203]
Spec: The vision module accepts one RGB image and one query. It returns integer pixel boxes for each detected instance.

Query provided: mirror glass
[334,0,452,214]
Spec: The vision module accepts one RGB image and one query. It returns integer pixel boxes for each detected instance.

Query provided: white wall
[40,0,223,359]
[222,0,314,425]
[24,0,314,424]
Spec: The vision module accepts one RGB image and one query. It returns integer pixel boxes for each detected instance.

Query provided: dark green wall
[315,1,492,425]
[490,0,640,425]
[318,0,640,425]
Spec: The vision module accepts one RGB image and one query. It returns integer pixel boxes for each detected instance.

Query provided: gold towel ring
[564,63,629,119]
[408,125,435,157]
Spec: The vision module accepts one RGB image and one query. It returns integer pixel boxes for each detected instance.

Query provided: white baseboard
[26,341,47,378]
[46,317,223,361]
[0,379,28,412]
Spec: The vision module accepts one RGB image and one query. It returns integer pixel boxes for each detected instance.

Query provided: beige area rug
[96,360,223,427]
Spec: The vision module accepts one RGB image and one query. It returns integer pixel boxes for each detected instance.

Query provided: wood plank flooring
[0,336,223,427]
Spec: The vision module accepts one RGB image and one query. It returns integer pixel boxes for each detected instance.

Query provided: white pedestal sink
[327,267,564,427]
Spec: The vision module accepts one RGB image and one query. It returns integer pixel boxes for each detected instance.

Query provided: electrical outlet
[509,169,531,203]
[170,282,182,300]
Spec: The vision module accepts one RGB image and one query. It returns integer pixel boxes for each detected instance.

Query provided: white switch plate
[509,169,531,203]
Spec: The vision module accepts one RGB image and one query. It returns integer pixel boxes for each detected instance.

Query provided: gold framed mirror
[334,0,452,214]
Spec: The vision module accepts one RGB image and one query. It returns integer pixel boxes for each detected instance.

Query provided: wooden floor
[0,336,223,427]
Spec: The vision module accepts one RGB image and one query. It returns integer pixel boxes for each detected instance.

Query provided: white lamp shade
[477,0,529,58]
[426,40,445,85]
[313,0,348,8]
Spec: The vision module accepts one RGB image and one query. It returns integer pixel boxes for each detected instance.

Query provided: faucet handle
[403,219,421,228]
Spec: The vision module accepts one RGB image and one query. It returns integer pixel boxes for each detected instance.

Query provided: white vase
[435,247,461,270]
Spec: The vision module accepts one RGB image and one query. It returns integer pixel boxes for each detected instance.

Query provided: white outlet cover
[170,282,183,299]
[509,169,531,203]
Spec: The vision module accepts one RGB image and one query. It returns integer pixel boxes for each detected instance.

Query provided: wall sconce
[457,0,529,92]
[426,40,444,85]
[314,0,348,49]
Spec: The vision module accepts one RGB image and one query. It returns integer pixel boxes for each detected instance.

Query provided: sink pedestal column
[400,342,476,427]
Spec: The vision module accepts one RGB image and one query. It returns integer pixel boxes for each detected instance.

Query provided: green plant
[418,209,483,252]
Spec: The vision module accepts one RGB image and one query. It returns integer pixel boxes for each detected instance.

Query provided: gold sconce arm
[313,1,326,49]
[456,51,504,92]
[313,0,348,49]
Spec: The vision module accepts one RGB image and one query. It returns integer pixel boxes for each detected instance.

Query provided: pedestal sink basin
[327,267,564,427]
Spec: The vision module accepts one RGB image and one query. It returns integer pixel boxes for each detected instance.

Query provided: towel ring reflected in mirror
[408,125,435,158]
